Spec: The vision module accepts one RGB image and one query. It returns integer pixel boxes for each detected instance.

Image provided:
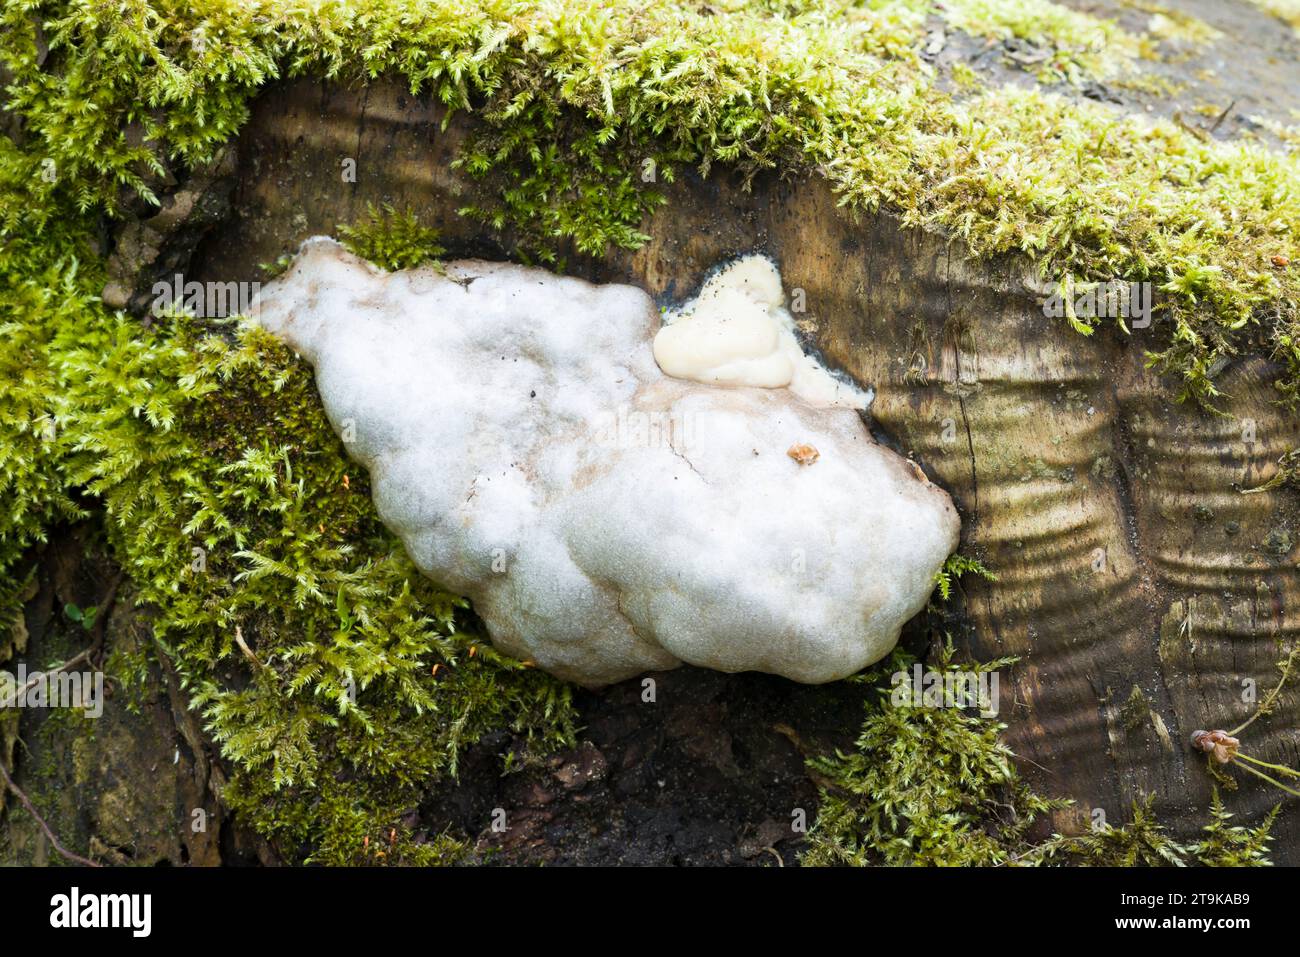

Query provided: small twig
[233,625,263,668]
[0,568,127,710]
[1242,450,1299,494]
[1208,100,1236,136]
[87,569,127,665]
[1230,645,1298,736]
[0,757,100,867]
[1172,112,1208,142]
[0,569,126,865]
[1193,645,1300,799]
[0,647,93,711]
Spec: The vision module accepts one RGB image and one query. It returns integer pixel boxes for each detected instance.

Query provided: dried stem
[0,757,100,867]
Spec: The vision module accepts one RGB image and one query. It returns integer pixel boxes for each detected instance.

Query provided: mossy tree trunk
[195,78,1300,855]
[8,71,1296,864]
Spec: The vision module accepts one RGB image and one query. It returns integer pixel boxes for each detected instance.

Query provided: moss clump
[802,643,1280,867]
[338,203,446,272]
[455,95,677,266]
[1,0,1297,406]
[931,552,996,603]
[802,642,1063,866]
[77,317,575,863]
[0,233,92,623]
[1041,793,1277,867]
[0,226,576,863]
[938,0,1140,81]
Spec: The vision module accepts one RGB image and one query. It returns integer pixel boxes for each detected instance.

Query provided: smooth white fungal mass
[654,255,873,409]
[253,238,960,687]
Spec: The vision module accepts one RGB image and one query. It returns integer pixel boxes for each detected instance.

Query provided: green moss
[0,234,94,623]
[0,228,576,863]
[1188,791,1279,866]
[938,0,1139,81]
[802,642,1065,866]
[455,97,677,266]
[1040,792,1277,866]
[1,0,1298,863]
[931,552,997,603]
[0,0,1295,408]
[803,643,1279,867]
[338,203,446,272]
